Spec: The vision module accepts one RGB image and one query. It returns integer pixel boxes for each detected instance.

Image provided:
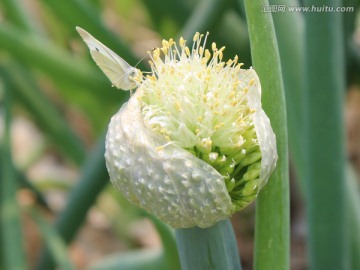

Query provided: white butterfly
[76,27,140,90]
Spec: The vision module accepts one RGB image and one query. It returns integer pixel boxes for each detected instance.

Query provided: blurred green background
[0,0,359,269]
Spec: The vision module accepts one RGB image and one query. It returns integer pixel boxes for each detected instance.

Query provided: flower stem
[175,219,242,270]
[244,0,290,269]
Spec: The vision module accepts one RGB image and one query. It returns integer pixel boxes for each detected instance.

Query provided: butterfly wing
[76,27,138,90]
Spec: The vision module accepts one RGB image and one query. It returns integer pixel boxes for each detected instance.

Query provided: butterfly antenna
[134,54,149,69]
[134,47,158,69]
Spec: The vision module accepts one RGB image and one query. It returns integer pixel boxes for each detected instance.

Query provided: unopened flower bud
[103,32,277,228]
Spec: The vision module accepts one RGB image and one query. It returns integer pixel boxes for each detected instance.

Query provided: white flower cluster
[105,33,277,228]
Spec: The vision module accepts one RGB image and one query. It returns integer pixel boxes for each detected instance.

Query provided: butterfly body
[76,27,140,90]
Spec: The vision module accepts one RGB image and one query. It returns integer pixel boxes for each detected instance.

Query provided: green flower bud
[104,32,277,228]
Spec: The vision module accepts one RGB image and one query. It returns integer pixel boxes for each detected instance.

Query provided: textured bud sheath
[105,91,234,228]
[241,70,277,190]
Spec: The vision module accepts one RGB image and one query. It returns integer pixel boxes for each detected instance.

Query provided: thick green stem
[304,0,347,269]
[244,0,290,269]
[175,219,241,270]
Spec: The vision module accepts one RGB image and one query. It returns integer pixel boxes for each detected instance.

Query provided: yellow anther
[233,55,238,64]
[226,59,233,66]
[216,62,225,69]
[205,49,211,59]
[152,48,160,60]
[185,47,191,56]
[193,32,200,42]
[212,42,217,51]
[162,39,169,48]
[161,47,168,55]
[199,46,204,55]
[148,75,157,82]
[175,101,182,111]
[219,50,223,61]
[156,145,165,151]
[179,37,186,47]
[214,123,224,130]
[249,78,255,86]
[133,76,142,82]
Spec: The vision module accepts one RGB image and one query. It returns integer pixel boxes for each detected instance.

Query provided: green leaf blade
[244,0,290,269]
